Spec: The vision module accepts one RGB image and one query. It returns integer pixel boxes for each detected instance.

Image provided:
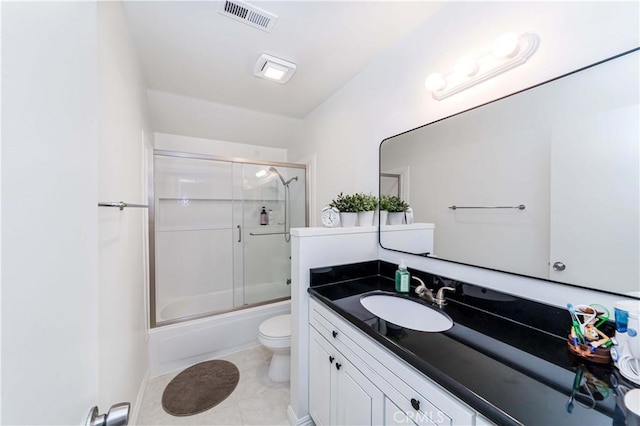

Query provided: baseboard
[287,405,314,426]
[130,368,149,425]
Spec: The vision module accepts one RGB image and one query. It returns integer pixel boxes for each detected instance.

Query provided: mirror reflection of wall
[380,48,639,297]
[380,173,401,198]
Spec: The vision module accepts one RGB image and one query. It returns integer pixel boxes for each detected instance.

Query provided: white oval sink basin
[360,293,453,332]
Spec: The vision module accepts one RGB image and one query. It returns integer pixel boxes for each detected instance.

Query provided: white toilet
[258,314,291,382]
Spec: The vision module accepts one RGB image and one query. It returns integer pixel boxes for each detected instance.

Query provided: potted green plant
[378,195,391,225]
[382,195,409,225]
[354,193,377,226]
[329,192,358,227]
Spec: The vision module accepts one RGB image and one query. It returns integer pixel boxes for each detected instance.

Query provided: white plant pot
[357,211,374,227]
[339,212,358,227]
[379,210,388,226]
[388,212,405,225]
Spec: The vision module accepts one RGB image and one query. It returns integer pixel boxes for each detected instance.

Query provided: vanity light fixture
[454,56,479,77]
[254,53,297,84]
[425,32,539,100]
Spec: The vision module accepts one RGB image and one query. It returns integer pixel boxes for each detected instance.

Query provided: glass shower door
[153,155,236,323]
[240,164,306,305]
[151,152,307,327]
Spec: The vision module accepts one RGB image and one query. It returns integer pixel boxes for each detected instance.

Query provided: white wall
[97,1,151,417]
[288,2,639,304]
[154,132,287,162]
[1,2,99,424]
[148,90,302,149]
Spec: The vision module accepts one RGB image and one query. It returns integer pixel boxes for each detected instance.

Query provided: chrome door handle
[553,261,566,271]
[237,225,242,243]
[86,403,130,426]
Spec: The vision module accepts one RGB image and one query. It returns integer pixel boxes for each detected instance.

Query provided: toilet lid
[259,314,291,338]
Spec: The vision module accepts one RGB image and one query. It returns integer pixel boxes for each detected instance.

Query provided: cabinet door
[336,358,384,426]
[309,329,335,426]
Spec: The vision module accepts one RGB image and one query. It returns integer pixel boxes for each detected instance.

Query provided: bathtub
[159,281,291,322]
[149,298,290,377]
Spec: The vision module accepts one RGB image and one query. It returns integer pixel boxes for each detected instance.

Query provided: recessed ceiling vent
[218,0,278,33]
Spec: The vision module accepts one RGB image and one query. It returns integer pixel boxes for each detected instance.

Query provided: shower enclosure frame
[148,149,309,328]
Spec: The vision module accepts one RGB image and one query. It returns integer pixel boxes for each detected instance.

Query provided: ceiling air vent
[218,0,278,33]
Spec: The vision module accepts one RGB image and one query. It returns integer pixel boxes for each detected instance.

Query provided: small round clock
[321,206,340,227]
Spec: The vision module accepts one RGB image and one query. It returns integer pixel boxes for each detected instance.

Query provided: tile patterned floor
[136,346,290,426]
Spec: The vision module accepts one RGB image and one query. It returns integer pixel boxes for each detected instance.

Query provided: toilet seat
[259,314,291,349]
[259,314,291,339]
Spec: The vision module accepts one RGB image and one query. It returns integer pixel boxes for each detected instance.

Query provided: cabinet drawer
[385,396,444,426]
[382,371,452,426]
[399,369,474,426]
[311,303,351,347]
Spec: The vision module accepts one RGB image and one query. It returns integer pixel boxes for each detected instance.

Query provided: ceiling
[122,1,442,119]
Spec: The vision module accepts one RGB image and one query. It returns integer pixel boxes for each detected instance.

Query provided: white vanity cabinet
[309,328,384,425]
[309,299,482,426]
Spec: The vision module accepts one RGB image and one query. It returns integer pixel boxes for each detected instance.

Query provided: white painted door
[549,104,639,292]
[2,1,102,423]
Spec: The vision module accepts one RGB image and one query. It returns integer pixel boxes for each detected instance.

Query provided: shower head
[269,167,286,186]
[284,176,298,186]
[269,167,297,186]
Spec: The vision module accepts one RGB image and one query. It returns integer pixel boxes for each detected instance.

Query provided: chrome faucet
[434,286,456,306]
[413,276,434,301]
[413,276,456,307]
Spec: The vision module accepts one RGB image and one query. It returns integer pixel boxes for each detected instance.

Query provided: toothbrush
[570,328,579,347]
[567,304,586,343]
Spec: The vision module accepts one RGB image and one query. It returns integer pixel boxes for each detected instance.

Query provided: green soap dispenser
[395,260,410,293]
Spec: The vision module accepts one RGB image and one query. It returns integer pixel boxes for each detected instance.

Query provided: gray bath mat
[162,359,240,416]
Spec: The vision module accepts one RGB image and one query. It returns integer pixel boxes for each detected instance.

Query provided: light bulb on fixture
[425,73,447,92]
[263,63,287,81]
[424,32,538,100]
[492,32,520,58]
[454,56,479,77]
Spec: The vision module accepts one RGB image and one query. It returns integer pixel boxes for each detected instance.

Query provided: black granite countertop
[307,261,639,426]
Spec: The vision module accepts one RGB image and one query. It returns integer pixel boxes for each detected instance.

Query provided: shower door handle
[237,225,242,243]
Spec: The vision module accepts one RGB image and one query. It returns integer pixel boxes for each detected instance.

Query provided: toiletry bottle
[395,260,410,293]
[268,209,274,225]
[260,207,268,225]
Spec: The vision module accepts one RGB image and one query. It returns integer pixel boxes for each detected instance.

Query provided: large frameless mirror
[379,48,639,297]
